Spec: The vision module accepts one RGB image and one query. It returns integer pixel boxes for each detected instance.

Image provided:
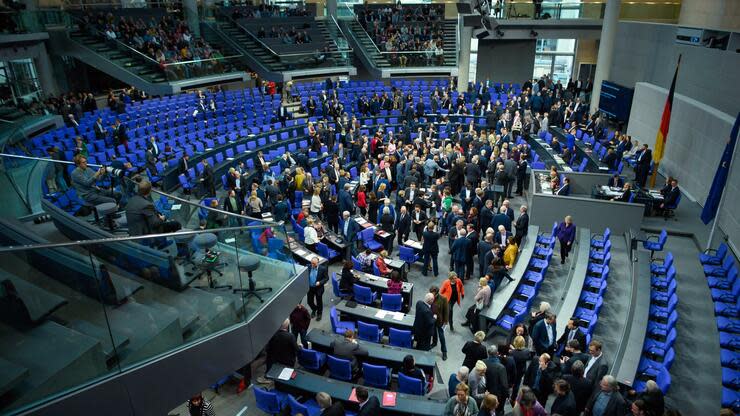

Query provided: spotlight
[530,30,538,37]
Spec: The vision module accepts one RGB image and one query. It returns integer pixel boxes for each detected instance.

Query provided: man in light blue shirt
[586,375,627,416]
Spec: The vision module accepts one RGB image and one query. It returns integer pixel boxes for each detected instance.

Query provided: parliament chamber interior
[0,0,738,415]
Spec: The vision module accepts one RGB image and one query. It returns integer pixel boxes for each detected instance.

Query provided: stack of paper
[392,312,404,321]
[375,310,387,318]
[277,367,294,380]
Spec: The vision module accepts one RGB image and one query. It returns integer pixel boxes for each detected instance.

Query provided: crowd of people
[79,11,228,78]
[357,4,447,67]
[228,4,312,20]
[256,25,313,45]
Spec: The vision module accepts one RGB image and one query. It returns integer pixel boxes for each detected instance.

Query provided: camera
[104,166,125,177]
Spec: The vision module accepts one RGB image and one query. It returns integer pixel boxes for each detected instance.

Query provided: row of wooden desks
[335,300,415,332]
[305,329,436,371]
[266,364,447,416]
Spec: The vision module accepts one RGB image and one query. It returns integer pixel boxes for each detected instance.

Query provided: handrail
[202,21,273,74]
[328,14,354,54]
[68,13,160,65]
[344,3,381,55]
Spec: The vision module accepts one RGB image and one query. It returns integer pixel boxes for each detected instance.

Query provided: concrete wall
[627,82,739,252]
[609,20,740,116]
[678,0,740,31]
[529,193,645,236]
[476,39,536,83]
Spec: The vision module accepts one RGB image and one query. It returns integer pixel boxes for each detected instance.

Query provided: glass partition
[498,1,681,21]
[0,223,296,415]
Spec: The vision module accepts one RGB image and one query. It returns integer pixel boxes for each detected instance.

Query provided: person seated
[357,248,374,272]
[387,270,403,294]
[555,177,571,196]
[125,180,181,237]
[375,250,391,277]
[606,174,624,188]
[657,178,681,214]
[612,182,633,202]
[400,354,426,390]
[330,330,368,376]
[70,154,121,207]
[339,260,358,294]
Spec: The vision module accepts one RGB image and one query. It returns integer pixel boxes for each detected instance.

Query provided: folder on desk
[348,388,359,402]
[382,391,397,407]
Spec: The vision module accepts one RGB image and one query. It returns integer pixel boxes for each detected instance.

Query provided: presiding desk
[612,236,652,388]
[305,329,436,371]
[555,228,591,335]
[335,300,415,332]
[267,364,447,416]
[480,225,540,326]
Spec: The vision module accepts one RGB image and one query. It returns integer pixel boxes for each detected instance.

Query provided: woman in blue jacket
[556,215,576,264]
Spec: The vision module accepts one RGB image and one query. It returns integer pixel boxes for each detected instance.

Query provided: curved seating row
[554,227,595,345]
[701,243,739,411]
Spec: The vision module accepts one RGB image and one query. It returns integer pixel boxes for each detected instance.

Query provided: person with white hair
[467,360,488,405]
[448,366,470,397]
[413,293,437,351]
[584,375,627,416]
[316,391,345,415]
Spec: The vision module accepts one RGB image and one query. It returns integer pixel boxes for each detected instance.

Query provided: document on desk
[295,249,306,256]
[391,312,404,321]
[382,391,397,407]
[171,204,182,210]
[375,310,387,318]
[277,367,295,381]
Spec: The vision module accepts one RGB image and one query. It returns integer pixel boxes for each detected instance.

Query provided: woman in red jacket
[356,185,367,216]
[439,271,465,332]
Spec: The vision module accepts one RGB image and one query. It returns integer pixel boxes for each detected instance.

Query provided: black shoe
[450,326,455,332]
[461,321,470,326]
[430,343,437,349]
[506,276,515,282]
[561,259,566,265]
[316,314,322,322]
[442,352,448,360]
[311,310,316,318]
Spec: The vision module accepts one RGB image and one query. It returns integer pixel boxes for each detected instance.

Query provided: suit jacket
[125,195,163,236]
[558,327,587,351]
[584,354,609,388]
[584,389,627,416]
[320,403,345,416]
[556,183,571,196]
[514,213,529,238]
[564,374,593,413]
[450,237,470,263]
[494,231,512,248]
[421,230,439,254]
[340,218,360,242]
[663,186,680,207]
[562,352,590,375]
[331,338,368,371]
[395,213,412,236]
[551,391,578,416]
[411,210,427,231]
[637,149,652,170]
[357,396,381,416]
[607,176,624,188]
[531,319,557,353]
[309,264,329,295]
[523,360,559,399]
[413,301,436,340]
[178,158,190,175]
[491,213,512,232]
[483,357,509,400]
[338,190,355,214]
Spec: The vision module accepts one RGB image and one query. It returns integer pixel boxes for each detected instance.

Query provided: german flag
[653,55,681,164]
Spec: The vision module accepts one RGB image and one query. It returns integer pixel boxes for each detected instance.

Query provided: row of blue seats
[701,243,739,411]
[634,252,678,394]
[496,223,555,330]
[254,386,357,416]
[331,272,403,313]
[569,228,611,343]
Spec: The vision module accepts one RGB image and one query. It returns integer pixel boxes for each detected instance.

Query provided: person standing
[440,272,465,332]
[430,286,450,360]
[451,229,471,279]
[306,257,328,321]
[289,303,311,348]
[555,215,576,264]
[444,383,479,416]
[531,312,557,356]
[413,293,437,351]
[583,375,627,416]
[422,221,440,277]
[550,379,578,416]
[355,386,381,416]
[395,205,412,247]
[265,319,299,372]
[513,206,529,246]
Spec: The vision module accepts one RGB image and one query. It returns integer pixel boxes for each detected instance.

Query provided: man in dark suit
[199,159,215,197]
[421,222,440,277]
[495,226,512,249]
[340,211,360,255]
[306,257,329,320]
[583,340,609,389]
[602,148,618,171]
[584,375,627,416]
[464,160,481,187]
[413,293,436,351]
[450,229,470,280]
[338,184,355,215]
[395,206,412,247]
[94,117,106,140]
[480,200,495,230]
[658,178,680,212]
[483,345,509,415]
[514,205,529,245]
[415,100,425,118]
[411,204,427,240]
[550,379,578,416]
[330,330,368,375]
[146,136,160,159]
[125,181,181,236]
[478,233,493,281]
[560,339,590,375]
[178,154,190,175]
[558,318,587,353]
[634,144,652,188]
[113,119,128,149]
[531,312,557,356]
[316,392,345,416]
[606,174,624,188]
[556,177,571,196]
[492,207,512,233]
[355,386,381,416]
[523,353,559,406]
[612,183,633,203]
[265,319,299,371]
[564,361,593,414]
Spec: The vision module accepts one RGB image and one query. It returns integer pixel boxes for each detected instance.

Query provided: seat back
[353,284,373,304]
[358,320,380,342]
[254,387,281,414]
[398,372,424,395]
[388,328,412,348]
[327,355,352,381]
[399,246,417,263]
[297,348,322,371]
[317,242,330,258]
[381,293,402,312]
[331,272,343,297]
[330,306,340,332]
[362,363,390,388]
[288,394,308,416]
[352,256,363,271]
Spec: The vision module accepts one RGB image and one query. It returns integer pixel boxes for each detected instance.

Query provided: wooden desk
[613,246,652,388]
[480,225,540,324]
[266,364,447,416]
[335,300,415,332]
[556,228,591,335]
[305,329,435,371]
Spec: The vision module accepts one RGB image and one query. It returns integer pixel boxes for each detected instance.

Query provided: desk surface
[613,249,651,387]
[353,270,413,296]
[550,126,609,173]
[267,364,447,416]
[481,225,540,322]
[336,300,415,331]
[556,228,591,335]
[403,239,423,251]
[287,238,327,264]
[305,329,436,370]
[529,136,573,172]
[323,230,348,249]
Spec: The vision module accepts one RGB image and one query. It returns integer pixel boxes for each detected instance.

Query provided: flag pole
[706,136,739,251]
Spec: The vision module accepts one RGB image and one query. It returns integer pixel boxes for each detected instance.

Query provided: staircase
[215,17,288,74]
[441,20,458,66]
[344,19,390,71]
